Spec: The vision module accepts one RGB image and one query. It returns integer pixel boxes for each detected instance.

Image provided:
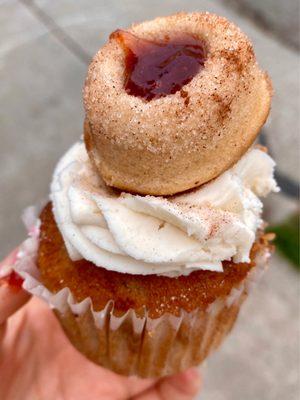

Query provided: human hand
[0,248,202,400]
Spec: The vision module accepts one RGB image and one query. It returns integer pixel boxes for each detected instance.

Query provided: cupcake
[15,12,278,378]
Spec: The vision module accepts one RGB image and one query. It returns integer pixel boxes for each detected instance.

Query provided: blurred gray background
[0,1,299,399]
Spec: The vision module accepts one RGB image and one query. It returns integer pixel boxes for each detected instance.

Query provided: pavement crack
[18,0,91,65]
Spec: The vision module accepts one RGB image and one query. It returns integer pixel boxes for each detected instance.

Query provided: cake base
[14,204,272,377]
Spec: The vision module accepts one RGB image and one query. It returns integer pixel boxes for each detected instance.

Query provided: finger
[0,248,31,325]
[0,321,6,343]
[132,368,202,400]
[0,248,19,276]
[0,281,30,325]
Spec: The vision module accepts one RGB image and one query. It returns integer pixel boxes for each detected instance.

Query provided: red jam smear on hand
[110,30,207,100]
[2,271,24,290]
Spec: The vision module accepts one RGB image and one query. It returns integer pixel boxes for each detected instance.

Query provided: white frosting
[50,142,278,276]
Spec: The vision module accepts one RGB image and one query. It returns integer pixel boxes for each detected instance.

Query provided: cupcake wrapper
[14,206,271,378]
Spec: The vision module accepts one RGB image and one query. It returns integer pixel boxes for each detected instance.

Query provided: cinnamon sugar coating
[84,12,272,195]
[37,203,272,318]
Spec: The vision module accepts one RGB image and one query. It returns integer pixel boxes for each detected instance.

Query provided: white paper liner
[14,205,271,378]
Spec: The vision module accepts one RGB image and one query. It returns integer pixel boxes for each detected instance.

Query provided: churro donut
[84,12,272,196]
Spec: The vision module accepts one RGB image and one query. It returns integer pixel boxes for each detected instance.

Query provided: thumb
[0,248,31,326]
[134,368,202,400]
[157,368,202,400]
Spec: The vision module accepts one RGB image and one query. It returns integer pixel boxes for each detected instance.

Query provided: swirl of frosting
[50,142,278,276]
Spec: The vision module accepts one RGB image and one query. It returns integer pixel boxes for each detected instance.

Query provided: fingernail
[0,284,30,324]
[0,264,14,279]
[0,249,19,279]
